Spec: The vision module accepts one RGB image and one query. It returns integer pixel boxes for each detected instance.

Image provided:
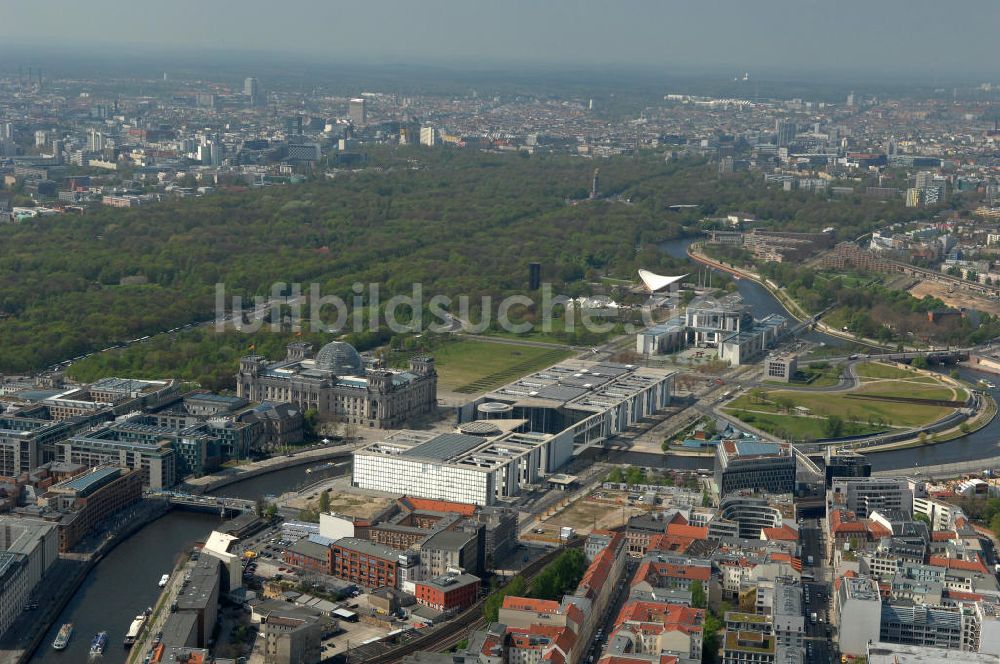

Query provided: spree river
[658,236,1000,472]
[29,460,349,663]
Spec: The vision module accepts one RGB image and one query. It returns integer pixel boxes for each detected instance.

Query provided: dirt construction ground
[539,492,647,535]
[908,280,1000,316]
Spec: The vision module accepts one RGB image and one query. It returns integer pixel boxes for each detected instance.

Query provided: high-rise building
[419,126,437,146]
[50,139,64,164]
[847,91,856,107]
[775,120,796,147]
[243,77,261,106]
[714,440,796,496]
[284,115,303,136]
[528,262,541,290]
[349,98,366,126]
[88,129,104,152]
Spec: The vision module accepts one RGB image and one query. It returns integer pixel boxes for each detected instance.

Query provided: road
[587,561,635,664]
[800,519,837,664]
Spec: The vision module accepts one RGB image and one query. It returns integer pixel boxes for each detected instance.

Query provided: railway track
[351,538,584,664]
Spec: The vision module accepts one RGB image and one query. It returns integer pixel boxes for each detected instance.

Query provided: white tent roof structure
[638,269,687,292]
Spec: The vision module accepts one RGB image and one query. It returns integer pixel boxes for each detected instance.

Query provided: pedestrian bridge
[149,491,257,515]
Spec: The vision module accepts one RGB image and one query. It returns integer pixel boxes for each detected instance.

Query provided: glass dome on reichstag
[314,341,364,375]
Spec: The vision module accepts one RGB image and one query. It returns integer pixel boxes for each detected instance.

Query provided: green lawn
[726,411,885,441]
[429,340,574,393]
[857,379,957,401]
[855,362,920,380]
[728,371,961,438]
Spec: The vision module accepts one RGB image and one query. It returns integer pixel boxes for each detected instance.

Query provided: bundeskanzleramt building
[237,341,437,429]
[714,440,796,497]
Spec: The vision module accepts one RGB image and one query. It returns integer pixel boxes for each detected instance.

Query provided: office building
[283,538,331,575]
[0,517,58,639]
[330,537,402,589]
[42,465,142,552]
[38,378,178,421]
[349,98,366,126]
[723,612,778,664]
[414,573,480,613]
[56,429,176,490]
[880,603,963,650]
[237,342,437,429]
[866,642,990,664]
[243,76,260,106]
[824,449,872,487]
[286,143,321,161]
[0,409,87,478]
[262,611,323,664]
[764,354,797,382]
[714,440,796,497]
[284,115,303,136]
[174,557,222,647]
[460,359,675,452]
[775,120,796,147]
[528,262,541,290]
[771,578,805,660]
[418,527,480,577]
[354,424,571,506]
[830,477,915,518]
[420,126,437,146]
[718,493,795,539]
[837,576,882,655]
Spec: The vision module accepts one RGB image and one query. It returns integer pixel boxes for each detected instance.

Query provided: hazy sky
[4,0,999,78]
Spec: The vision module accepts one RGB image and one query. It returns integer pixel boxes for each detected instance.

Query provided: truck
[810,612,818,624]
[807,555,814,566]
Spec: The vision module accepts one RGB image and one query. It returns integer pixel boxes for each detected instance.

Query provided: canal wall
[965,354,1000,376]
[184,448,354,495]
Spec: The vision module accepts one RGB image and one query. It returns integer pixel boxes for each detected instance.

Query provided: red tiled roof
[614,601,704,635]
[502,596,562,614]
[665,523,709,540]
[632,561,711,588]
[398,496,476,516]
[761,524,798,541]
[599,658,679,664]
[647,534,696,554]
[564,602,585,627]
[929,554,990,575]
[931,530,957,542]
[829,509,891,540]
[577,532,623,601]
